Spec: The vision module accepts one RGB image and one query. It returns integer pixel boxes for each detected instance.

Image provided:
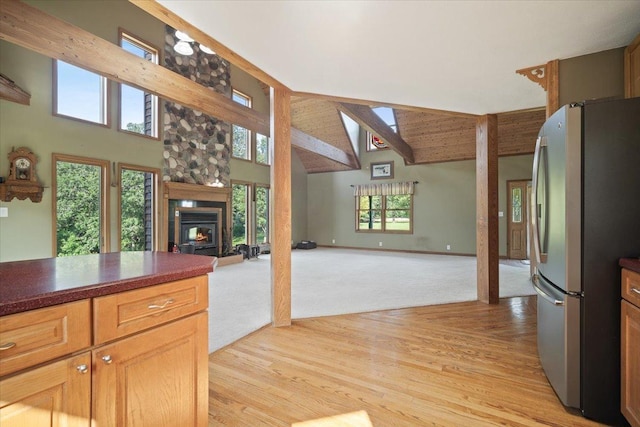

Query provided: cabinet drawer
[0,300,91,377]
[622,268,640,308]
[93,275,208,344]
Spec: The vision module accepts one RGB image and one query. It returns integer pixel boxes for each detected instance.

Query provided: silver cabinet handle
[102,355,113,365]
[148,298,175,310]
[631,287,640,295]
[0,342,16,351]
[76,364,89,374]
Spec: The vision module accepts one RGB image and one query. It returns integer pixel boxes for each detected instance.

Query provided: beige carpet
[207,248,534,352]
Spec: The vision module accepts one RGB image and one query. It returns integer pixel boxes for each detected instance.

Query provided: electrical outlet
[0,207,7,218]
[379,242,383,247]
[332,239,335,244]
[446,244,451,251]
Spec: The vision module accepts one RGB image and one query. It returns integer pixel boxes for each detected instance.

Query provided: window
[54,60,108,125]
[53,154,110,256]
[354,182,414,233]
[255,185,270,243]
[232,182,250,245]
[119,31,159,138]
[511,187,523,223]
[119,164,159,251]
[256,133,271,165]
[357,194,412,233]
[366,106,397,151]
[358,195,383,230]
[231,90,252,160]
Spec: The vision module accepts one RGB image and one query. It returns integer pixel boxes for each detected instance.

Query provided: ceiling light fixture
[174,40,194,56]
[199,45,215,55]
[175,30,194,42]
[173,30,215,56]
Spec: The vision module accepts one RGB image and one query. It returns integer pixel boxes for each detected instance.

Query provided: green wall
[228,64,308,244]
[307,134,533,256]
[0,0,310,261]
[559,47,625,106]
[0,1,166,262]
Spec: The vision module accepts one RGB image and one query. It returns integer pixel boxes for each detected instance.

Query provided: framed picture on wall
[370,161,394,180]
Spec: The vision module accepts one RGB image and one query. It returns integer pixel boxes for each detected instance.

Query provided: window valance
[352,181,416,196]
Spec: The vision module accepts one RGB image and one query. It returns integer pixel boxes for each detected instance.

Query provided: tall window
[256,133,271,165]
[119,31,159,138]
[356,193,413,233]
[119,164,159,251]
[232,182,250,245]
[54,60,108,125]
[366,106,397,151]
[231,90,252,160]
[255,185,270,243]
[53,154,110,256]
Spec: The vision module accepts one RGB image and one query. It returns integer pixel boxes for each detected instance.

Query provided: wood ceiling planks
[291,96,359,171]
[291,97,355,154]
[395,110,477,164]
[395,108,544,164]
[294,149,355,173]
[497,108,546,156]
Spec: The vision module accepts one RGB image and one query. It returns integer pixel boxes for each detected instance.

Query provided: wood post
[546,59,559,118]
[270,86,292,327]
[476,114,499,304]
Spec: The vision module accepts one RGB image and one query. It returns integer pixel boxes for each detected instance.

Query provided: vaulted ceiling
[287,96,546,173]
[172,0,636,173]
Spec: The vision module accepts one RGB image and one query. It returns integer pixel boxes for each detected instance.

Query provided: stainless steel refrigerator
[531,97,640,426]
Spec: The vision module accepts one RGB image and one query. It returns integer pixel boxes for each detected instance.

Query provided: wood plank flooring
[208,296,607,426]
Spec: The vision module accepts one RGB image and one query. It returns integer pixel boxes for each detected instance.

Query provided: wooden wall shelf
[0,73,31,106]
[0,182,44,202]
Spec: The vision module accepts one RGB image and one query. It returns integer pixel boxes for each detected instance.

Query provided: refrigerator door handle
[532,274,564,306]
[531,136,548,264]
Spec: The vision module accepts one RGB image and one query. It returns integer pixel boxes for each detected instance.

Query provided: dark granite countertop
[620,257,640,275]
[0,252,216,316]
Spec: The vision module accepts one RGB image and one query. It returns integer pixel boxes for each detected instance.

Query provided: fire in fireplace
[175,208,221,256]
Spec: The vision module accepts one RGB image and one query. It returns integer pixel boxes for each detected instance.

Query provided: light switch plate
[0,207,8,217]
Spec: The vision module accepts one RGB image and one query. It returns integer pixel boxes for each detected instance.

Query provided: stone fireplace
[162,182,231,256]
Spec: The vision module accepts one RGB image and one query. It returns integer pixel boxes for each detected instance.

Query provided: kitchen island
[0,251,214,427]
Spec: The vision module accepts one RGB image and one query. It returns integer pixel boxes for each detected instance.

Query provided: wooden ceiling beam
[294,91,479,119]
[0,0,270,135]
[291,128,356,168]
[337,102,415,164]
[0,0,356,168]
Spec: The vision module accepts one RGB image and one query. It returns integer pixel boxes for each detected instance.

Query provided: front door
[507,180,529,259]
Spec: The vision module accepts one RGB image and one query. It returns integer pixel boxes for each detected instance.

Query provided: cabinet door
[622,300,640,427]
[0,352,91,427]
[93,312,208,427]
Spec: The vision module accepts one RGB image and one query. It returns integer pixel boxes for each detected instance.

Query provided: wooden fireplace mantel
[163,181,231,203]
[162,182,232,254]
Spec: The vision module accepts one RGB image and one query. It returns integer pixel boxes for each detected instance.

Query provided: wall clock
[0,147,44,202]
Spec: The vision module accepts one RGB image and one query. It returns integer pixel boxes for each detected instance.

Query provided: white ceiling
[158,0,640,115]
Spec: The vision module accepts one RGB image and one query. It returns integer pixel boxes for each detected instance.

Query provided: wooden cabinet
[0,276,208,427]
[93,312,208,426]
[622,268,640,427]
[0,352,91,427]
[0,300,91,377]
[93,275,208,344]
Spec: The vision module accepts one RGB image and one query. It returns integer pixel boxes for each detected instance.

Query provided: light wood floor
[208,296,607,426]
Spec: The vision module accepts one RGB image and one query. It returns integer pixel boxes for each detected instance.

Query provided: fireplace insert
[178,210,219,256]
